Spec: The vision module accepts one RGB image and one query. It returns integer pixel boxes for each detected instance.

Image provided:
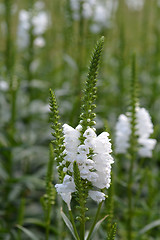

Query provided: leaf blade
[16,225,39,240]
[61,209,77,240]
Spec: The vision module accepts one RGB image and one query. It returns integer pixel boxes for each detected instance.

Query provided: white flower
[0,80,9,91]
[94,132,112,154]
[70,0,118,32]
[55,175,75,210]
[76,124,82,132]
[32,11,48,35]
[34,36,45,47]
[17,7,49,49]
[136,107,154,138]
[125,0,145,11]
[78,145,89,154]
[63,123,80,153]
[115,108,156,157]
[115,114,131,154]
[83,127,97,139]
[82,128,114,190]
[88,190,105,203]
[92,170,111,189]
[56,124,114,205]
[17,10,30,49]
[34,1,45,11]
[138,138,157,157]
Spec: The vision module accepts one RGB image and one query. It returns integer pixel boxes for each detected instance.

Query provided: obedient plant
[125,0,145,11]
[17,4,49,49]
[114,55,156,240]
[115,65,156,158]
[115,107,156,157]
[70,0,118,33]
[49,37,115,240]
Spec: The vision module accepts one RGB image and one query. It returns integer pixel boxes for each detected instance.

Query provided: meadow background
[0,0,160,239]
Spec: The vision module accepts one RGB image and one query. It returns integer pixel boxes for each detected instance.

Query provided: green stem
[26,0,34,100]
[4,0,13,77]
[17,198,25,240]
[127,55,137,240]
[45,206,51,240]
[77,0,84,89]
[80,215,85,240]
[127,153,135,240]
[86,202,103,240]
[69,210,80,240]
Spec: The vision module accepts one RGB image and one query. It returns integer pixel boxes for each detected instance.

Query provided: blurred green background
[0,0,160,239]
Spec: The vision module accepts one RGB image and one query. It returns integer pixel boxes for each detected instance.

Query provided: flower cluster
[70,0,118,33]
[115,107,156,157]
[17,1,49,49]
[125,0,145,11]
[55,124,114,209]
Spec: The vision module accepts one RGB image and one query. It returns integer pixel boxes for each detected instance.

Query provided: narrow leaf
[24,218,58,234]
[16,225,39,240]
[139,219,160,235]
[86,215,108,240]
[61,209,77,240]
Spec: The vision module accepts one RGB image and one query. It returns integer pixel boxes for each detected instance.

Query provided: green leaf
[61,209,77,240]
[16,225,39,240]
[23,218,58,234]
[139,219,160,235]
[86,215,108,240]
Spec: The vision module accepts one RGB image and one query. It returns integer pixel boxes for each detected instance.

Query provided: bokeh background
[0,0,160,239]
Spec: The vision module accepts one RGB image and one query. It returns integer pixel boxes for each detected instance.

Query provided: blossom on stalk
[49,37,112,215]
[55,124,114,208]
[115,114,131,154]
[17,4,49,49]
[70,0,118,32]
[0,80,9,91]
[55,175,76,210]
[125,0,145,11]
[115,107,156,157]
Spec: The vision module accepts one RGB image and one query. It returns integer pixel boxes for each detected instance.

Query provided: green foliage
[0,1,160,239]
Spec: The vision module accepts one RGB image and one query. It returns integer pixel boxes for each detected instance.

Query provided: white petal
[89,190,105,203]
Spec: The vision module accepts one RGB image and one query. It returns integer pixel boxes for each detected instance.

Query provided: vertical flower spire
[128,54,138,157]
[79,36,104,141]
[115,55,156,240]
[49,89,65,182]
[49,37,115,240]
[115,56,156,158]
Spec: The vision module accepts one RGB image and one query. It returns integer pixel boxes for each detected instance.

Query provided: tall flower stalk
[41,144,56,240]
[127,55,138,240]
[49,37,115,240]
[115,55,156,239]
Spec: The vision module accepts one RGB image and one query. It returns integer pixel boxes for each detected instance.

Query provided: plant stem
[86,202,103,240]
[127,153,135,240]
[127,55,137,240]
[69,210,80,240]
[45,206,51,240]
[80,214,85,240]
[17,198,25,240]
[4,0,13,78]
